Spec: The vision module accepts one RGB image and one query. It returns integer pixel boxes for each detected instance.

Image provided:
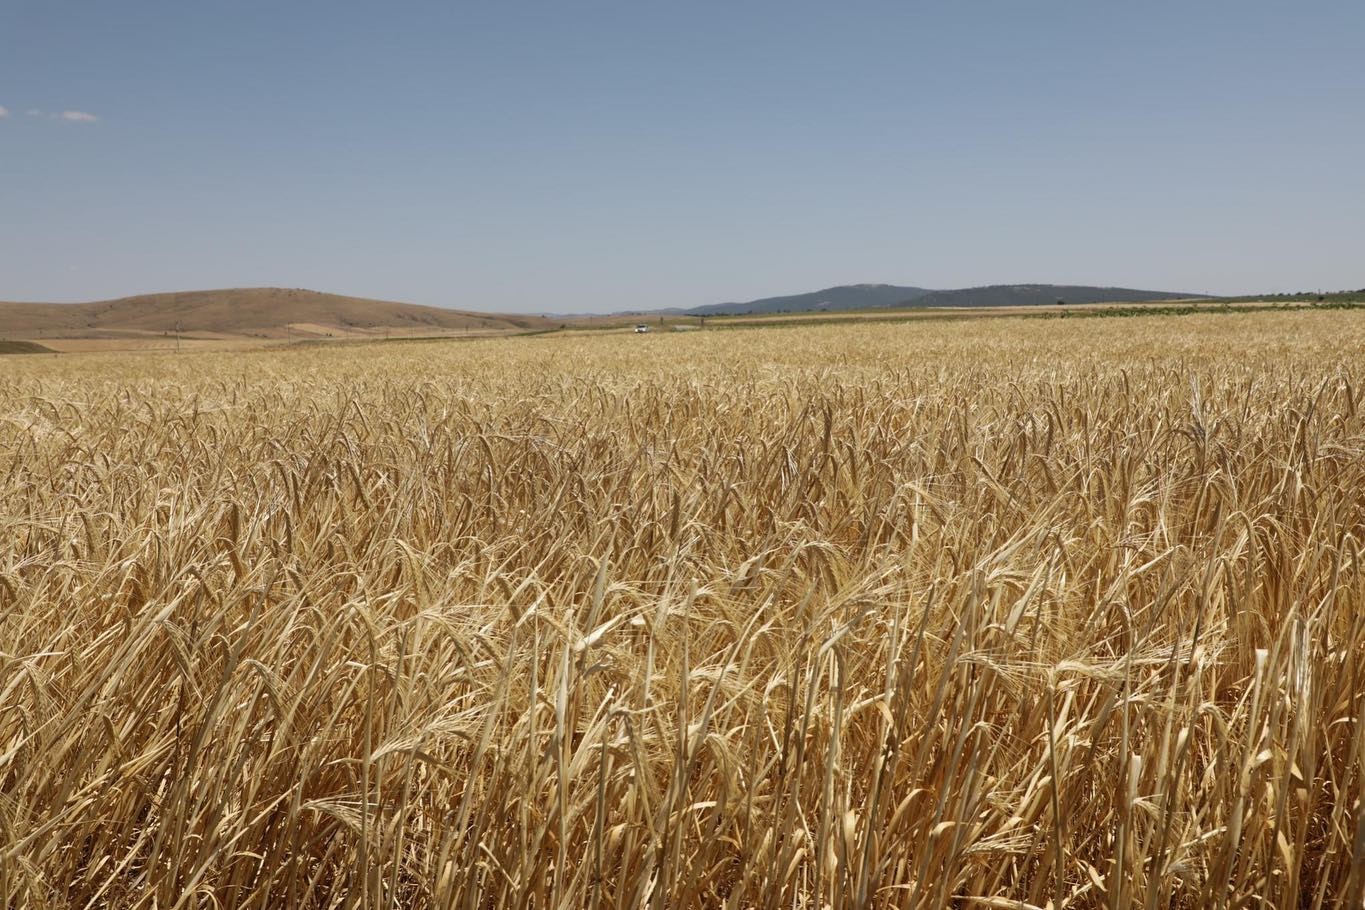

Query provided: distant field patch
[0,340,55,354]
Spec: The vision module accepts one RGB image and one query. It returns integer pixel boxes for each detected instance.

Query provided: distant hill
[680,283,1205,316]
[905,284,1207,308]
[686,284,933,316]
[0,288,553,339]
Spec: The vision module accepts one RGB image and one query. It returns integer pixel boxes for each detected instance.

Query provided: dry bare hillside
[2,312,1365,907]
[0,288,553,339]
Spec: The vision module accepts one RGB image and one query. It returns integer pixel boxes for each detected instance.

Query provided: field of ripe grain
[3,311,1365,908]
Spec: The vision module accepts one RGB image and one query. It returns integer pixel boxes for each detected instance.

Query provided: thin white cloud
[27,109,42,116]
[56,110,99,123]
[0,106,9,118]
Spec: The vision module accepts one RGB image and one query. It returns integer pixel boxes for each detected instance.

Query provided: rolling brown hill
[0,288,553,340]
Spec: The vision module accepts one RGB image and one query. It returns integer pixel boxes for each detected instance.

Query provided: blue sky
[2,1,1362,312]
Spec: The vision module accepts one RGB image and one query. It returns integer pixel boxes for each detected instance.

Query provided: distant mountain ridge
[685,284,932,316]
[684,283,1205,316]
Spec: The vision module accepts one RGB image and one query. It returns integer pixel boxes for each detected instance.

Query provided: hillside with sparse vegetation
[0,288,553,340]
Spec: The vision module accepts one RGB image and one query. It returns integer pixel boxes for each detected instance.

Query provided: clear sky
[3,1,1362,312]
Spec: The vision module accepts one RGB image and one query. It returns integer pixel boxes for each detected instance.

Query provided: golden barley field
[3,311,1365,909]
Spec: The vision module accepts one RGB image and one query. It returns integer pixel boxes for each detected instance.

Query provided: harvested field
[3,311,1365,907]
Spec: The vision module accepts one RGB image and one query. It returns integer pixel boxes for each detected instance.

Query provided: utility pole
[175,320,182,353]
